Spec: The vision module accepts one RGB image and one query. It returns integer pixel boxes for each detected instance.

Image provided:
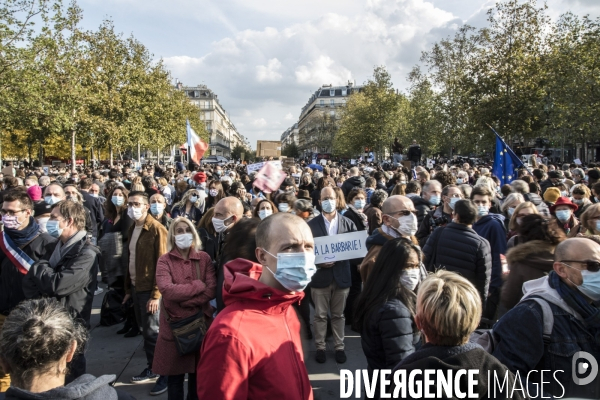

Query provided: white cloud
[157,0,599,147]
[256,58,283,83]
[252,118,267,128]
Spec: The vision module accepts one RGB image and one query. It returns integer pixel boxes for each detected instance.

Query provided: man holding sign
[307,187,357,365]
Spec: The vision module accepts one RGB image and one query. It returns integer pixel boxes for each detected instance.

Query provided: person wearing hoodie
[492,237,600,398]
[471,185,507,323]
[501,214,565,311]
[0,299,135,400]
[411,180,441,228]
[359,195,420,283]
[196,213,314,400]
[22,200,100,383]
[394,270,525,400]
[341,167,365,197]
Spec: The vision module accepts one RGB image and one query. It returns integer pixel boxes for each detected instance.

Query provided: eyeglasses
[560,260,600,273]
[0,209,25,216]
[388,210,418,216]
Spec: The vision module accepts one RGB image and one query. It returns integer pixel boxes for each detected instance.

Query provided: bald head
[555,237,600,262]
[256,213,309,250]
[349,167,359,177]
[215,196,244,221]
[382,195,415,215]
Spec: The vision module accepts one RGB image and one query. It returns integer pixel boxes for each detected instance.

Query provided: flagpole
[487,123,532,178]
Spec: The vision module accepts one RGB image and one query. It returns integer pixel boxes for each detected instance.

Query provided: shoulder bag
[163,259,207,356]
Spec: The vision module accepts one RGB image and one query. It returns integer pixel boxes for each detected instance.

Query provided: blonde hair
[167,217,203,252]
[417,270,481,346]
[501,193,525,213]
[475,176,495,192]
[509,201,539,231]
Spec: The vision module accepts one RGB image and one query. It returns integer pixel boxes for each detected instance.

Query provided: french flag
[187,120,208,164]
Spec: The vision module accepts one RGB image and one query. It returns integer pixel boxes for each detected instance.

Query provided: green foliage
[0,0,207,164]
[336,0,600,161]
[230,144,246,161]
[282,142,300,158]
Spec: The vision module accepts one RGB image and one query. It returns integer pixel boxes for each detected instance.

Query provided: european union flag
[491,129,524,186]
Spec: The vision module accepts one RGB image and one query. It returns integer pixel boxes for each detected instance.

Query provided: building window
[330,99,335,106]
[330,89,335,96]
[320,100,324,106]
[342,88,347,96]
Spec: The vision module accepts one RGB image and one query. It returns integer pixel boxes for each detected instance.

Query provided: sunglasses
[560,260,600,273]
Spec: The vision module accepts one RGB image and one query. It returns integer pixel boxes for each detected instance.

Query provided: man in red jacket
[197,212,315,400]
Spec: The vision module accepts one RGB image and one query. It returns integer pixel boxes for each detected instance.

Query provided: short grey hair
[422,180,442,194]
[510,180,529,194]
[370,189,388,207]
[572,168,584,179]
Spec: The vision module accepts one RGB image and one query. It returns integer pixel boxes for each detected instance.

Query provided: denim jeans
[168,373,198,400]
[131,288,160,368]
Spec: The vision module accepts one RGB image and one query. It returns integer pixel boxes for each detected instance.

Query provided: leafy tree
[282,142,300,158]
[230,144,246,161]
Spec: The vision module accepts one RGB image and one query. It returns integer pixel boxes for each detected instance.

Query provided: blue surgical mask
[262,249,317,292]
[456,178,464,184]
[555,210,571,222]
[428,196,440,206]
[563,263,600,301]
[477,206,488,217]
[46,220,63,238]
[278,203,289,212]
[190,196,198,203]
[508,207,515,217]
[449,197,460,210]
[112,196,124,206]
[150,203,165,216]
[45,195,60,205]
[258,209,272,220]
[321,199,337,213]
[596,220,600,233]
[354,199,366,210]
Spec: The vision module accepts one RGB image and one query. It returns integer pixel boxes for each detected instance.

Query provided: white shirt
[323,211,339,236]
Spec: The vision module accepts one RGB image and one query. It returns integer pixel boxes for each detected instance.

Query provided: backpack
[100,289,125,326]
[469,296,554,353]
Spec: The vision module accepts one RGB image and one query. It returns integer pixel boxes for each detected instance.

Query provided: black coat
[361,298,420,371]
[407,144,421,162]
[415,207,452,248]
[394,343,527,400]
[82,191,105,238]
[308,213,357,289]
[341,176,365,197]
[0,231,57,314]
[411,196,432,227]
[422,222,491,303]
[23,236,100,327]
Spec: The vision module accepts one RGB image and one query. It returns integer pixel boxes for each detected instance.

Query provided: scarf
[49,230,87,269]
[548,271,600,342]
[4,217,40,246]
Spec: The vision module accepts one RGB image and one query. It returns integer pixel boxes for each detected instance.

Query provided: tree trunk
[71,127,76,173]
[109,144,114,167]
[137,142,141,167]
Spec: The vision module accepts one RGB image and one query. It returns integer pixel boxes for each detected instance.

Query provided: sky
[77,0,600,149]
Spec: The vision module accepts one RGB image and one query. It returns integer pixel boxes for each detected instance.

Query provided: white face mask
[175,233,194,249]
[212,216,232,233]
[37,217,50,233]
[401,269,421,291]
[128,206,145,221]
[387,213,418,237]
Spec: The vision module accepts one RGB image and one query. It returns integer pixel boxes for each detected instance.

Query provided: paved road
[86,283,367,399]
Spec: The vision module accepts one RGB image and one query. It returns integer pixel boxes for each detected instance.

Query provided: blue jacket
[492,276,600,398]
[472,213,506,289]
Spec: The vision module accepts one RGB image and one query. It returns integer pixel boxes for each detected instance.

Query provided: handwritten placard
[247,161,282,174]
[313,230,369,264]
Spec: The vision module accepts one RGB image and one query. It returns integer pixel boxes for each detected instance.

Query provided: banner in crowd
[246,160,282,174]
[253,162,286,192]
[313,230,369,264]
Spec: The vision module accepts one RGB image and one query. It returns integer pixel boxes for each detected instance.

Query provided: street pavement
[86,282,367,400]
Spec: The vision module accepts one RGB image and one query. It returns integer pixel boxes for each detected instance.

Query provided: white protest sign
[320,159,327,166]
[350,159,356,165]
[246,161,282,174]
[314,230,369,264]
[574,158,582,165]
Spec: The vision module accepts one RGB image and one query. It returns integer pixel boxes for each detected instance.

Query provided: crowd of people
[0,155,599,399]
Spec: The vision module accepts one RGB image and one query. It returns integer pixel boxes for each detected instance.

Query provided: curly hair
[0,298,88,387]
[517,214,565,245]
[432,171,456,188]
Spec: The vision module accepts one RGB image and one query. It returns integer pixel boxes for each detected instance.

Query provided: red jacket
[196,258,313,400]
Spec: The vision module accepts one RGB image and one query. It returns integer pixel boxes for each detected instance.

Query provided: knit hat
[27,185,42,201]
[193,172,207,184]
[543,187,561,204]
[549,196,578,213]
